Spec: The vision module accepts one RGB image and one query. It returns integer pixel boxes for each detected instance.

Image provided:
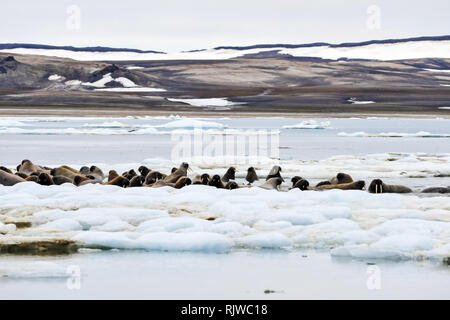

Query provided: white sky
[1,0,449,52]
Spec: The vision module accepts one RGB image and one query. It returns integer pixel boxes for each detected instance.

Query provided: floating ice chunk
[137,232,232,253]
[92,220,134,232]
[136,217,209,233]
[237,232,291,249]
[157,119,227,129]
[65,80,82,86]
[0,222,16,234]
[283,120,330,129]
[338,131,450,138]
[167,97,243,108]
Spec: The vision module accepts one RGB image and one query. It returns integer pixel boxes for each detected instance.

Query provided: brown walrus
[50,166,80,180]
[245,167,259,185]
[292,178,309,191]
[208,175,224,189]
[368,179,412,194]
[104,176,129,188]
[18,160,38,175]
[144,171,164,185]
[315,180,365,191]
[164,162,189,183]
[37,172,54,186]
[421,186,450,194]
[222,167,237,182]
[0,169,26,186]
[52,175,73,185]
[108,170,119,182]
[317,172,353,187]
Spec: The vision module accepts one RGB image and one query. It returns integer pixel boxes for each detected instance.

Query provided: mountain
[0,36,449,116]
[0,35,449,61]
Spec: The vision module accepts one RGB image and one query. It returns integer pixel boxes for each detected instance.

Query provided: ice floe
[0,175,449,260]
[338,131,450,138]
[282,120,330,129]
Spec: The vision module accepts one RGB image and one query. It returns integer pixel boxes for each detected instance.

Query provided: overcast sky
[1,0,449,52]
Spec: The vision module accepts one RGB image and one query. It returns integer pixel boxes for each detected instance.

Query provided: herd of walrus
[0,160,449,194]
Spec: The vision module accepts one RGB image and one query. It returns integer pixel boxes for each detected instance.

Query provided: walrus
[52,175,73,185]
[108,170,119,182]
[89,166,105,181]
[316,181,331,187]
[316,172,353,187]
[18,160,38,175]
[225,181,239,190]
[80,166,90,176]
[144,171,164,185]
[266,166,282,180]
[164,162,189,183]
[0,166,13,174]
[15,172,28,179]
[104,176,129,188]
[316,180,365,191]
[222,167,236,182]
[122,169,137,181]
[291,176,304,188]
[330,173,353,185]
[129,175,144,187]
[138,166,150,178]
[208,175,224,188]
[368,179,412,194]
[259,177,283,191]
[171,167,177,174]
[37,172,54,186]
[0,169,26,186]
[73,175,95,186]
[174,177,192,189]
[245,167,259,185]
[292,179,309,191]
[25,175,39,183]
[421,186,450,194]
[192,173,210,185]
[50,166,80,180]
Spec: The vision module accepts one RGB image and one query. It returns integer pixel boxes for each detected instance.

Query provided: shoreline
[0,107,449,119]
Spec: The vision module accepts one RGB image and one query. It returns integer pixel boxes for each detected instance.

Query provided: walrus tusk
[380,185,383,193]
[375,184,378,194]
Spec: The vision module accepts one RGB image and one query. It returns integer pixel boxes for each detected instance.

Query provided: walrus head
[171,167,177,173]
[336,172,353,184]
[291,176,303,187]
[209,175,224,188]
[222,167,237,182]
[354,180,366,190]
[368,179,383,193]
[138,166,150,178]
[38,172,54,186]
[145,171,164,185]
[201,173,210,185]
[225,181,239,190]
[129,175,143,187]
[293,179,309,191]
[80,166,90,175]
